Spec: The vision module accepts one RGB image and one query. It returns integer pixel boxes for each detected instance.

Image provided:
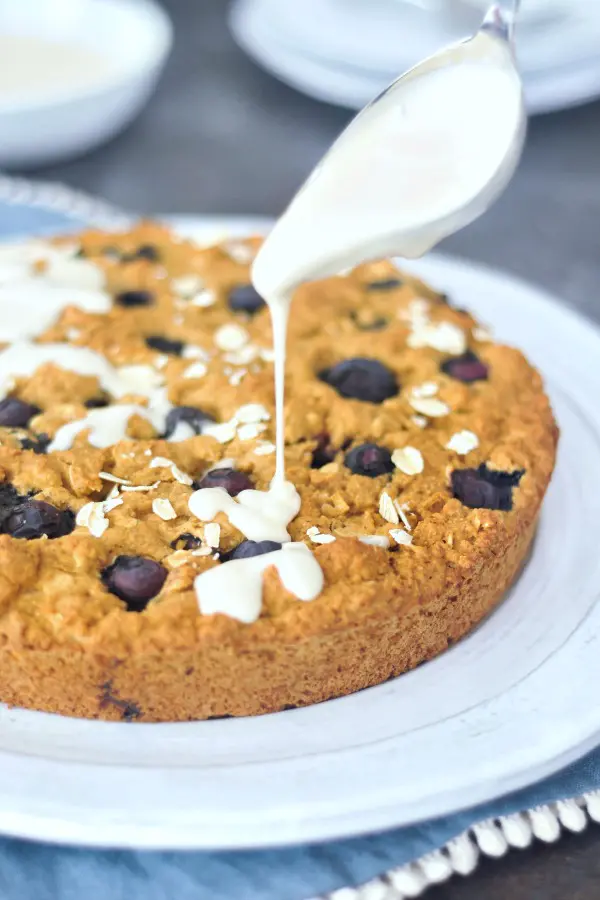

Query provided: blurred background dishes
[411,0,568,27]
[229,0,600,115]
[0,0,172,169]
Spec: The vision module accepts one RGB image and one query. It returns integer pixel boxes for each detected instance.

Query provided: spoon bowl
[252,2,525,298]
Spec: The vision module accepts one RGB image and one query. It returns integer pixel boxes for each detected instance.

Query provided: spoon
[252,1,525,299]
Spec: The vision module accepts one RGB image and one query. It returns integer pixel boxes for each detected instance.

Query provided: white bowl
[0,0,173,168]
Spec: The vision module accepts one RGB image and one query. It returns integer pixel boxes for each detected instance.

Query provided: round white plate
[230,0,600,115]
[1,214,599,851]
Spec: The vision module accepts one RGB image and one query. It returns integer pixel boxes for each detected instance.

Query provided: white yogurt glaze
[0,343,118,397]
[189,480,320,622]
[49,405,146,452]
[189,481,301,544]
[0,343,160,401]
[196,543,323,624]
[0,284,109,342]
[0,344,189,451]
[0,241,109,340]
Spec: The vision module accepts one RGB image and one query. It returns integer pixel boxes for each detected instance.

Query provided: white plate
[230,0,600,115]
[0,214,599,851]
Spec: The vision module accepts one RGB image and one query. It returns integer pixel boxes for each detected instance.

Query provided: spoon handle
[481,1,521,41]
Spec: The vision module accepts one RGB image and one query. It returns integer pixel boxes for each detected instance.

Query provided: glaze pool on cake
[0,224,557,721]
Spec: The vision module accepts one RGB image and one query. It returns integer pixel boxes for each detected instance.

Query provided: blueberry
[84,395,110,409]
[129,244,160,262]
[3,499,75,539]
[319,358,398,403]
[0,484,28,528]
[228,284,265,315]
[222,540,281,562]
[170,532,202,551]
[441,351,489,383]
[137,244,160,261]
[115,290,155,308]
[344,442,394,477]
[99,680,141,721]
[101,555,167,611]
[0,398,40,428]
[20,433,50,454]
[451,464,524,511]
[163,405,214,438]
[194,467,253,496]
[366,278,403,291]
[145,336,185,356]
[311,434,336,469]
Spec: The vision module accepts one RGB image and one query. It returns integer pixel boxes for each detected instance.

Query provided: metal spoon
[253,1,525,296]
[481,0,521,40]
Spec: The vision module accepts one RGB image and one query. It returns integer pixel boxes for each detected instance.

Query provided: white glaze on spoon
[252,45,524,297]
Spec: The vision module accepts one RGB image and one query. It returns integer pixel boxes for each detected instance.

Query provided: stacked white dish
[229,0,600,114]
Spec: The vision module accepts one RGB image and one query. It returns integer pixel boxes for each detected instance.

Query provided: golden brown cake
[0,222,557,721]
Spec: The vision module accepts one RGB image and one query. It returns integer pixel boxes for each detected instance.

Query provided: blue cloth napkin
[1,749,599,900]
[0,203,83,239]
[0,190,598,900]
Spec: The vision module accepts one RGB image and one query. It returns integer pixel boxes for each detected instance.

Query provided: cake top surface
[0,222,556,652]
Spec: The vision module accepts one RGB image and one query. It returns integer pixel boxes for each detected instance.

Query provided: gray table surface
[18,0,600,896]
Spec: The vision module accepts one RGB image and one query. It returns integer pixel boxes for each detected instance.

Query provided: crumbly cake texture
[0,223,557,721]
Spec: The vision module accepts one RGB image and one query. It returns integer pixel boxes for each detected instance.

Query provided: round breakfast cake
[0,223,557,721]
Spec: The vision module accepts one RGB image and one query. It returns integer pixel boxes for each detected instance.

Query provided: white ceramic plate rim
[0,214,598,850]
